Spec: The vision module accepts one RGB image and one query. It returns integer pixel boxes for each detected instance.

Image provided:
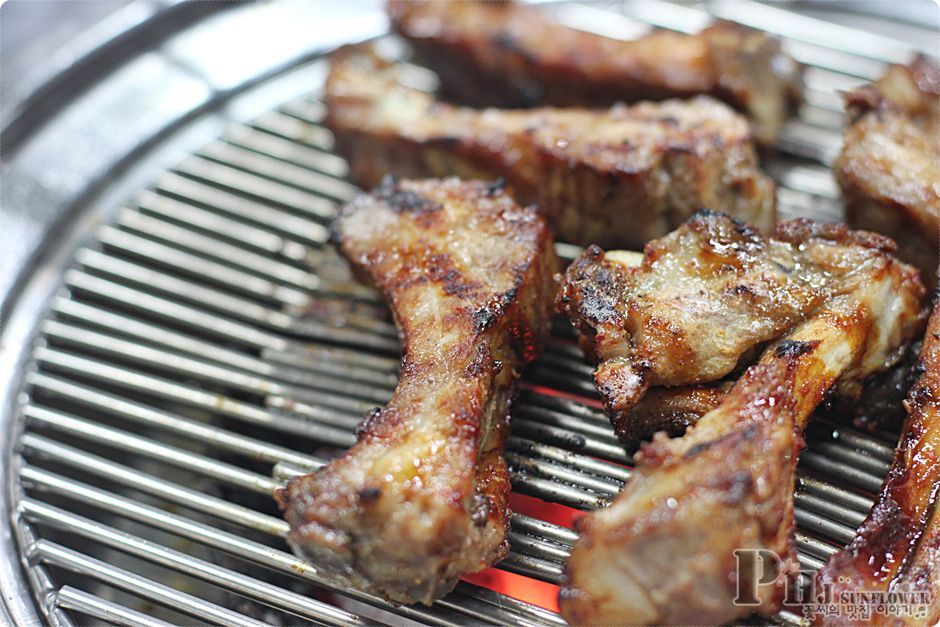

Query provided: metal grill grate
[10,2,936,625]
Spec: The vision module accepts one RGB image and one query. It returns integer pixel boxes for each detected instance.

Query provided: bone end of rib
[605,250,644,268]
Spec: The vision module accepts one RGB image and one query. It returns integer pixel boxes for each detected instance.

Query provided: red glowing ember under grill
[463,493,588,613]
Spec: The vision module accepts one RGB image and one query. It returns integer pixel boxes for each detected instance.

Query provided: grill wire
[11,2,931,625]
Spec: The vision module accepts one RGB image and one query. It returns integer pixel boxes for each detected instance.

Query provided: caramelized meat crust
[388,0,802,145]
[827,336,922,432]
[615,382,730,447]
[559,226,926,625]
[276,177,558,604]
[815,279,940,626]
[324,45,776,249]
[557,210,916,441]
[838,58,940,280]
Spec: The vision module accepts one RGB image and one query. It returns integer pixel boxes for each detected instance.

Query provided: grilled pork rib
[276,177,558,604]
[388,0,802,145]
[560,221,925,625]
[815,280,940,626]
[838,58,940,280]
[558,211,907,442]
[324,45,776,249]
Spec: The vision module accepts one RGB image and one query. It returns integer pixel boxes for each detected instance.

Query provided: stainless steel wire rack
[3,1,938,625]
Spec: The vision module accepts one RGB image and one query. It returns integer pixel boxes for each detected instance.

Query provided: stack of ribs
[274,2,940,623]
[815,278,940,626]
[808,58,940,626]
[388,0,802,145]
[278,177,558,603]
[558,211,926,625]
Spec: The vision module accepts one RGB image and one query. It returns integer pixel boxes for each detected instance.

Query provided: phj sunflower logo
[733,549,932,622]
